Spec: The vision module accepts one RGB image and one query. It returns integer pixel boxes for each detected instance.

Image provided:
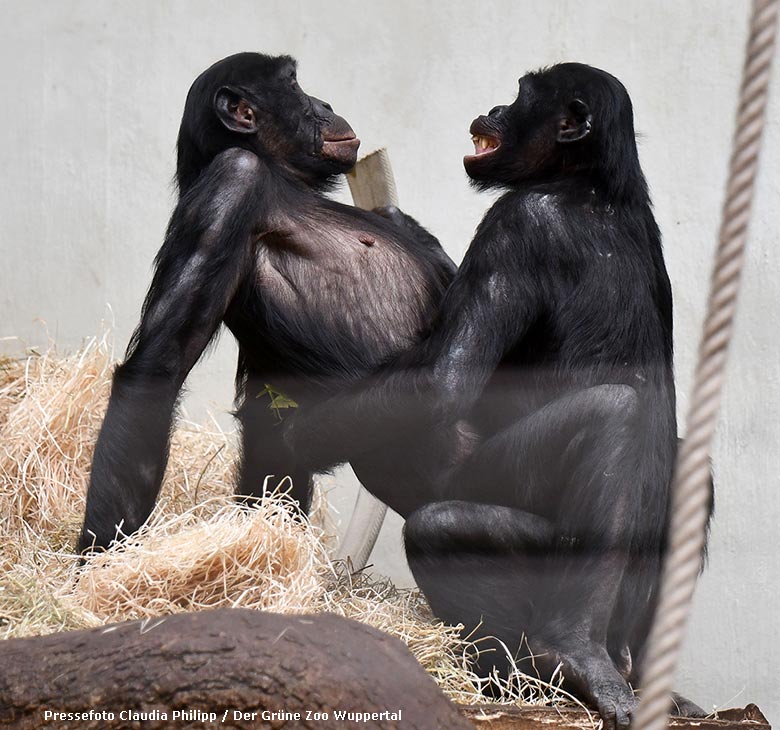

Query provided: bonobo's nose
[489,105,508,117]
[310,97,335,119]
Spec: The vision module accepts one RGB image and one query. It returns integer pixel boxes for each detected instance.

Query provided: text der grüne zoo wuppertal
[42,708,405,724]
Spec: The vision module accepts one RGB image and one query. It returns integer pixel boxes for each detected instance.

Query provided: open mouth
[467,134,501,159]
[464,118,502,166]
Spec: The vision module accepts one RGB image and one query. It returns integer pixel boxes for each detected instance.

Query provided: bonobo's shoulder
[490,188,606,230]
[481,191,552,230]
[180,149,266,226]
[470,190,571,258]
[502,189,561,214]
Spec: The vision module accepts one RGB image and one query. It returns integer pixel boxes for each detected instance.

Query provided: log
[0,608,472,729]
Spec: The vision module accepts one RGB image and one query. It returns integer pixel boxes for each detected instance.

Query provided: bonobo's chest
[251,207,435,358]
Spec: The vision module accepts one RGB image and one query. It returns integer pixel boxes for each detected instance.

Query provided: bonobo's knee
[405,501,556,558]
[586,384,640,427]
[404,502,465,558]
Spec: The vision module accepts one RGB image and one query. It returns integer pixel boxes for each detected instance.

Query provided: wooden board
[346,148,399,210]
[459,704,771,730]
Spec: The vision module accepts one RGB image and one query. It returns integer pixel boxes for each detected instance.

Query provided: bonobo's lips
[463,116,501,167]
[321,130,361,163]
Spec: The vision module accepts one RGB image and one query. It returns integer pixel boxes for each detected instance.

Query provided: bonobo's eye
[284,66,298,89]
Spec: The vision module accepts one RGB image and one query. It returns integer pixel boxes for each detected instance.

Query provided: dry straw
[0,334,586,713]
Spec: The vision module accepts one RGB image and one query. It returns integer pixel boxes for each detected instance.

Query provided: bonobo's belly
[249,220,436,376]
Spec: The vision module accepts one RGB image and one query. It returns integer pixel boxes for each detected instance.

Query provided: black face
[463,63,631,191]
[178,53,360,190]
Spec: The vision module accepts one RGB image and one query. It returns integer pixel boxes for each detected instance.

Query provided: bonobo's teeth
[471,135,498,155]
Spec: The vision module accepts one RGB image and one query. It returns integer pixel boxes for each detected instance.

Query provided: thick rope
[633,2,779,729]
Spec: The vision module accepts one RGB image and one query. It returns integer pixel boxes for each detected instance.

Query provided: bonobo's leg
[410,384,643,730]
[235,367,313,513]
[405,500,556,676]
[408,502,638,730]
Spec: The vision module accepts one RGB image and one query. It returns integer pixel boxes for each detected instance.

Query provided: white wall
[1,0,778,721]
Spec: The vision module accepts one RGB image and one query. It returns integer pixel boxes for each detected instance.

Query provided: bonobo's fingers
[372,204,400,217]
[372,205,404,224]
[370,205,455,273]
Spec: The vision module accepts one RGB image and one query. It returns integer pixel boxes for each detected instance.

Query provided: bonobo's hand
[373,205,409,226]
[373,204,453,269]
[371,204,405,225]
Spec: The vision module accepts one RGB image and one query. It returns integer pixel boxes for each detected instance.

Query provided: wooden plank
[346,148,399,210]
[459,704,771,730]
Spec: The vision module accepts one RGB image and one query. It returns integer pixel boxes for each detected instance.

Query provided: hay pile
[0,335,584,710]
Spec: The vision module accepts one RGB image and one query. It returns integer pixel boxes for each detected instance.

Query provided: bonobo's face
[218,54,360,180]
[464,64,599,190]
[191,53,360,185]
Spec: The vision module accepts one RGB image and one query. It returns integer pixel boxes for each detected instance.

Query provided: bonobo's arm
[286,207,544,470]
[77,149,263,552]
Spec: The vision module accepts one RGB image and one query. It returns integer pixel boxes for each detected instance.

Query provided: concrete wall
[1,0,778,720]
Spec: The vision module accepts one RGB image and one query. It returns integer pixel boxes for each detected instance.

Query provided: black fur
[77,52,455,552]
[285,63,710,728]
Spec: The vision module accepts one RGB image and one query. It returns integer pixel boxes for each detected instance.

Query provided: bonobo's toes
[233,492,262,510]
[593,687,638,730]
[553,642,637,730]
[671,692,707,717]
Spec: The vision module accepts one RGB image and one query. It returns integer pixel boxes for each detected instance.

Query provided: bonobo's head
[177,52,360,192]
[464,63,645,201]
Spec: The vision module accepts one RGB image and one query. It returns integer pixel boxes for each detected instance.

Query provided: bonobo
[77,52,455,552]
[285,63,708,728]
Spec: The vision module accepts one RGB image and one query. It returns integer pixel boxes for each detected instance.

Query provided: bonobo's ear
[557,98,592,143]
[214,87,257,134]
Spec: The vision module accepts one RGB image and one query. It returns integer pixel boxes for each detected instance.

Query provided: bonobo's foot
[75,527,112,567]
[671,692,707,717]
[75,521,129,556]
[586,677,638,730]
[553,642,638,730]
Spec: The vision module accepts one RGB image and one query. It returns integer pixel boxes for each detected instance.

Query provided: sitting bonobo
[284,63,709,728]
[77,52,455,552]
